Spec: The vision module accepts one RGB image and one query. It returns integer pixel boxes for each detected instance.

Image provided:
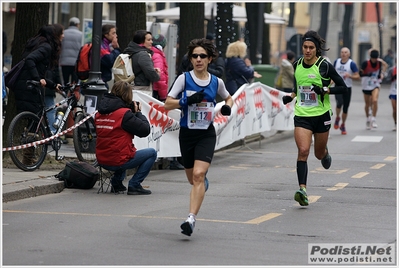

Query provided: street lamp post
[81,2,108,110]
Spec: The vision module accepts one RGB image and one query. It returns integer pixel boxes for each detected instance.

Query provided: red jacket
[95,108,136,166]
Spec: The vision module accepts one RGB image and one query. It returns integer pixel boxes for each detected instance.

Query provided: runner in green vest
[282,30,348,206]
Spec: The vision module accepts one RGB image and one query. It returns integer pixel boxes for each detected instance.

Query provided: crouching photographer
[95,80,157,195]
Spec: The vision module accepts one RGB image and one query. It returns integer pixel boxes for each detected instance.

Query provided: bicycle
[7,80,97,171]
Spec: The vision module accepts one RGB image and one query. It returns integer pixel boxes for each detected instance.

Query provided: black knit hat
[153,34,167,48]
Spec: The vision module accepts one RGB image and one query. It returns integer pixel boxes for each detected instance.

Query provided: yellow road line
[244,213,282,224]
[370,163,386,169]
[352,172,369,178]
[311,168,348,174]
[3,210,281,225]
[327,182,349,191]
[308,195,321,203]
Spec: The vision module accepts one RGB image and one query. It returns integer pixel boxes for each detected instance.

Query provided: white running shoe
[366,117,371,130]
[371,119,378,128]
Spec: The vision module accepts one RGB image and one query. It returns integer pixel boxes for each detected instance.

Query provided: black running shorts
[294,110,332,133]
[179,124,216,169]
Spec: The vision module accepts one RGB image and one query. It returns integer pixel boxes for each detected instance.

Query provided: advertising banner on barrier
[132,82,295,158]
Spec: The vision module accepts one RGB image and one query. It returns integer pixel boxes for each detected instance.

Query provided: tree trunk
[3,3,49,152]
[261,3,272,64]
[246,3,264,64]
[115,3,146,51]
[215,3,234,59]
[318,3,330,41]
[286,3,296,50]
[178,3,204,70]
[342,3,353,50]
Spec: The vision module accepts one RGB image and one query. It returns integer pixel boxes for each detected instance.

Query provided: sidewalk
[2,130,282,203]
[2,138,76,203]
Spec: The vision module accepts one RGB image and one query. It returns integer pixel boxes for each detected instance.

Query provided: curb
[2,178,65,203]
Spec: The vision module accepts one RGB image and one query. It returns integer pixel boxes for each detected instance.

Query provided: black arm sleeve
[322,61,348,94]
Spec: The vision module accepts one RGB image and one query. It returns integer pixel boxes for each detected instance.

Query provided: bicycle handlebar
[26,80,83,99]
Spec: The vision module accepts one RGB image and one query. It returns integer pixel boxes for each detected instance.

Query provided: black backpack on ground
[56,161,99,189]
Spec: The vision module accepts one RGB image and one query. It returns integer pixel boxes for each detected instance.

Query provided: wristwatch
[323,87,329,92]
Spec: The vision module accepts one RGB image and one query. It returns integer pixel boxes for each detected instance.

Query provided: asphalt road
[2,81,397,266]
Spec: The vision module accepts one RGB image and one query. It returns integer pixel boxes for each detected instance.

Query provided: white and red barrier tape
[2,111,97,152]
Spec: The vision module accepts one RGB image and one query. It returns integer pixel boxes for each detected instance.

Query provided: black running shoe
[321,147,332,169]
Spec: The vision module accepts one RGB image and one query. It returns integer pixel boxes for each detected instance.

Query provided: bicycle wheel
[7,111,48,171]
[73,112,97,164]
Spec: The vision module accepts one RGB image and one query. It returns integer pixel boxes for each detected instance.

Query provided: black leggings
[335,87,352,114]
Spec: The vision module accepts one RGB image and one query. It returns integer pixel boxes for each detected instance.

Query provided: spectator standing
[44,23,64,134]
[383,49,394,68]
[332,47,360,135]
[225,40,261,95]
[100,24,121,88]
[280,50,296,93]
[151,34,184,170]
[151,34,168,102]
[95,81,157,195]
[164,38,233,236]
[389,63,397,130]
[13,25,62,165]
[282,30,347,207]
[14,24,62,115]
[59,17,82,85]
[123,30,160,95]
[359,49,387,129]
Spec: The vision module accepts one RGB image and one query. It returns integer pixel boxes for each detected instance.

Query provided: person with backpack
[332,47,360,135]
[281,30,347,207]
[359,49,388,129]
[100,24,121,88]
[123,30,160,95]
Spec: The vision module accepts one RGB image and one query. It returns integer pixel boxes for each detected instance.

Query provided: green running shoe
[294,188,309,206]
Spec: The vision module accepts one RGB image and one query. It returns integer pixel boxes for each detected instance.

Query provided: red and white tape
[3,111,97,152]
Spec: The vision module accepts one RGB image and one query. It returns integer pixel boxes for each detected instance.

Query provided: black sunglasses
[191,53,208,59]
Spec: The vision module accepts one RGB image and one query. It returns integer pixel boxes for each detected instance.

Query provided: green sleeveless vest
[294,57,331,117]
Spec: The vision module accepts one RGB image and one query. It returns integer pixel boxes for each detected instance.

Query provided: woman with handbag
[13,24,62,115]
[225,40,261,95]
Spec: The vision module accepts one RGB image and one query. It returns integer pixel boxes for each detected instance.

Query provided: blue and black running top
[179,72,218,128]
